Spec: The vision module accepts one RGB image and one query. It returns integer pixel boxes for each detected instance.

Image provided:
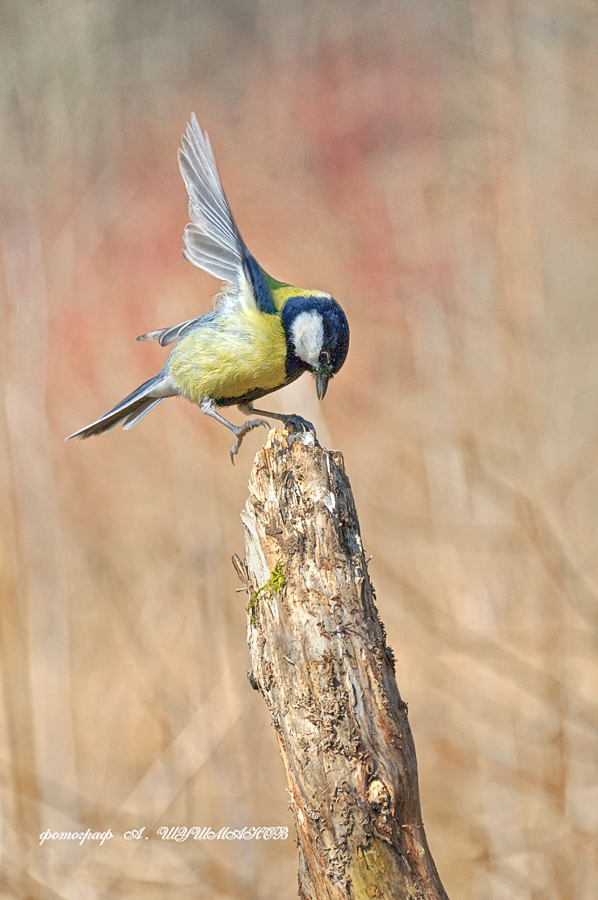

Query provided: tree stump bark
[236,430,449,900]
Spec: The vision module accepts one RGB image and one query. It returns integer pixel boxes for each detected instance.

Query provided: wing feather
[178,114,244,286]
[137,311,217,347]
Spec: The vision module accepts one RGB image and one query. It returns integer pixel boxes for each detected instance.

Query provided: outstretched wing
[137,311,218,347]
[178,115,277,315]
[178,114,245,286]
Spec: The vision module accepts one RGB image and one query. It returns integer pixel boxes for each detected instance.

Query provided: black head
[281,294,350,399]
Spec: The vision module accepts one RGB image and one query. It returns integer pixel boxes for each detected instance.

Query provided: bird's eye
[319,350,330,366]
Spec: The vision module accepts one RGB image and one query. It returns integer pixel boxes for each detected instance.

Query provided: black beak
[315,369,330,401]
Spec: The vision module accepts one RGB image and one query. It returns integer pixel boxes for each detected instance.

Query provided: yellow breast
[168,304,288,405]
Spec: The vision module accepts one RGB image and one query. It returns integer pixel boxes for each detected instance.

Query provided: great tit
[67,114,349,460]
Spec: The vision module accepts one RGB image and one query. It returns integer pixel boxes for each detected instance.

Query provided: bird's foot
[276,415,319,447]
[230,418,270,464]
[278,414,317,438]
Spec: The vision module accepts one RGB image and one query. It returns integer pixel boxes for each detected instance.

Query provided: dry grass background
[1,0,598,897]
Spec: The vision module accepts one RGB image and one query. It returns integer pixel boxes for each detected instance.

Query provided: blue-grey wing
[178,115,245,287]
[137,310,218,347]
[178,115,275,316]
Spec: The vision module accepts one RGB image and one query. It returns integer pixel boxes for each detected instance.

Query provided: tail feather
[122,398,165,430]
[66,374,174,440]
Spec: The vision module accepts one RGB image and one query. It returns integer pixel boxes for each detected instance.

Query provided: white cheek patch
[290,311,324,368]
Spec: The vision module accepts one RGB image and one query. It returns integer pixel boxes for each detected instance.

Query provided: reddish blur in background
[2,1,598,897]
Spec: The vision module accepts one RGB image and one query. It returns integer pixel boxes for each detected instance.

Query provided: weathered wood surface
[237,430,449,900]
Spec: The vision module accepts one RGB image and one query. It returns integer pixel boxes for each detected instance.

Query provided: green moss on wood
[248,560,285,625]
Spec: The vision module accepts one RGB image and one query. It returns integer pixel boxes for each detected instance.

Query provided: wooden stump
[236,430,449,900]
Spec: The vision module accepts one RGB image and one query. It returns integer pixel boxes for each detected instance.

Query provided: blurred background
[1,0,598,897]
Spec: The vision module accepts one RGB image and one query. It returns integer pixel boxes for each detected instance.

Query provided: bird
[67,114,349,461]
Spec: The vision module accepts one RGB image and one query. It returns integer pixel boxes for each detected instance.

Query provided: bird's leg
[238,403,317,439]
[200,399,269,463]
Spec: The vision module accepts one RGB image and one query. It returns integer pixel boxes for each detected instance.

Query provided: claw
[229,418,270,464]
[279,414,317,437]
